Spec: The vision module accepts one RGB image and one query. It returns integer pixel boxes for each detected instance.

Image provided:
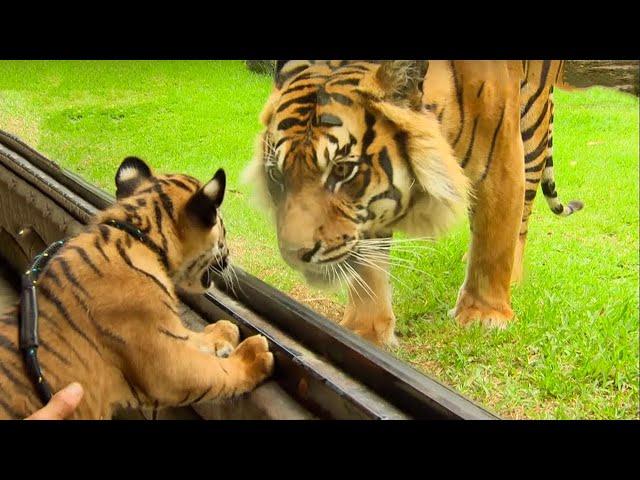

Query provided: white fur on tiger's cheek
[117,167,140,182]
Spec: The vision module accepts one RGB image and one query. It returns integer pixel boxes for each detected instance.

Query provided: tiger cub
[0,157,273,419]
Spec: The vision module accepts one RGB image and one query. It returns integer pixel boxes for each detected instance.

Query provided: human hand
[25,382,84,420]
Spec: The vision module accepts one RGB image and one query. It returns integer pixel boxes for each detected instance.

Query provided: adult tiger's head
[244,60,469,287]
[108,156,229,294]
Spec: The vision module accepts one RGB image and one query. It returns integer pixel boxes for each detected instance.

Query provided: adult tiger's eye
[268,166,284,185]
[267,166,285,198]
[333,162,353,179]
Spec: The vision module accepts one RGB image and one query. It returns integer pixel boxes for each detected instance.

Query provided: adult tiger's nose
[280,241,321,264]
[297,241,321,263]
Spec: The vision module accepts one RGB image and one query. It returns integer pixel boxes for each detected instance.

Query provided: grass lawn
[0,60,637,419]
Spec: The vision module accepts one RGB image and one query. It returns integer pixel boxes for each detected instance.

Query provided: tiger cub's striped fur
[245,60,584,346]
[0,157,273,419]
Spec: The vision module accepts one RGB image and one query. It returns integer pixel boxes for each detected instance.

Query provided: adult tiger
[0,157,273,419]
[245,60,583,347]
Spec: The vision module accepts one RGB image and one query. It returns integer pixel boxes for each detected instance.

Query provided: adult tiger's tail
[540,157,584,217]
[541,61,584,217]
[520,59,584,239]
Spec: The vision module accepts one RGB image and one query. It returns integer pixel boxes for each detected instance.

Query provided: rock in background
[244,60,640,95]
[245,60,275,75]
[564,60,639,96]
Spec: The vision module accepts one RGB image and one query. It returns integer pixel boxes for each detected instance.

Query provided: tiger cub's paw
[229,335,274,389]
[204,320,240,358]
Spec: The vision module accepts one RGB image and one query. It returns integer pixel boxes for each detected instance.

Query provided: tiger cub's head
[108,156,229,294]
[244,60,469,287]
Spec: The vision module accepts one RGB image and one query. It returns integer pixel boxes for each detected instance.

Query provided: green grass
[0,60,637,419]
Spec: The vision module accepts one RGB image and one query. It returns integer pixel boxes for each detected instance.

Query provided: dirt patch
[0,92,40,145]
[227,235,252,261]
[2,117,39,145]
[229,234,344,321]
[397,341,446,377]
[288,284,344,322]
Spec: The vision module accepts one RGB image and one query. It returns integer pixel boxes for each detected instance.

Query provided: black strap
[18,219,151,407]
[19,239,65,406]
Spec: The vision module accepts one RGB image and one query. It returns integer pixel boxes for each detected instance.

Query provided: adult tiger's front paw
[340,310,398,348]
[229,335,274,390]
[451,290,514,329]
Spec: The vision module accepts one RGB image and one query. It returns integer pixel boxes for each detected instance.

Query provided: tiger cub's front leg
[127,317,273,408]
[340,255,397,348]
[194,320,241,358]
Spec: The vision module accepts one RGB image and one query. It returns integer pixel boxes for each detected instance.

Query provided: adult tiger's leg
[340,254,397,347]
[453,100,525,329]
[513,206,532,283]
[513,86,555,283]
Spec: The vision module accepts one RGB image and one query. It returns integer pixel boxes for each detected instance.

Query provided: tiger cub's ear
[185,169,226,228]
[115,156,153,199]
[373,60,428,109]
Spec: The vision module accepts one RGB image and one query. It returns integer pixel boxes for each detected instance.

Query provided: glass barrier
[0,60,637,420]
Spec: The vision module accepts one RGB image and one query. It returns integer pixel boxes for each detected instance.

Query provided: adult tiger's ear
[185,168,226,228]
[115,156,153,199]
[262,60,313,125]
[370,60,428,110]
[374,102,470,239]
[275,60,289,77]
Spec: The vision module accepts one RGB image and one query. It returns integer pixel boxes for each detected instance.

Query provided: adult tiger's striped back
[246,60,588,346]
[0,157,273,419]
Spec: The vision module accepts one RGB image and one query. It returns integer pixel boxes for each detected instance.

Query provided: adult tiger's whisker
[336,261,360,302]
[349,255,412,292]
[352,250,435,281]
[339,262,364,302]
[355,250,418,265]
[356,236,436,245]
[359,244,437,253]
[344,261,376,301]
